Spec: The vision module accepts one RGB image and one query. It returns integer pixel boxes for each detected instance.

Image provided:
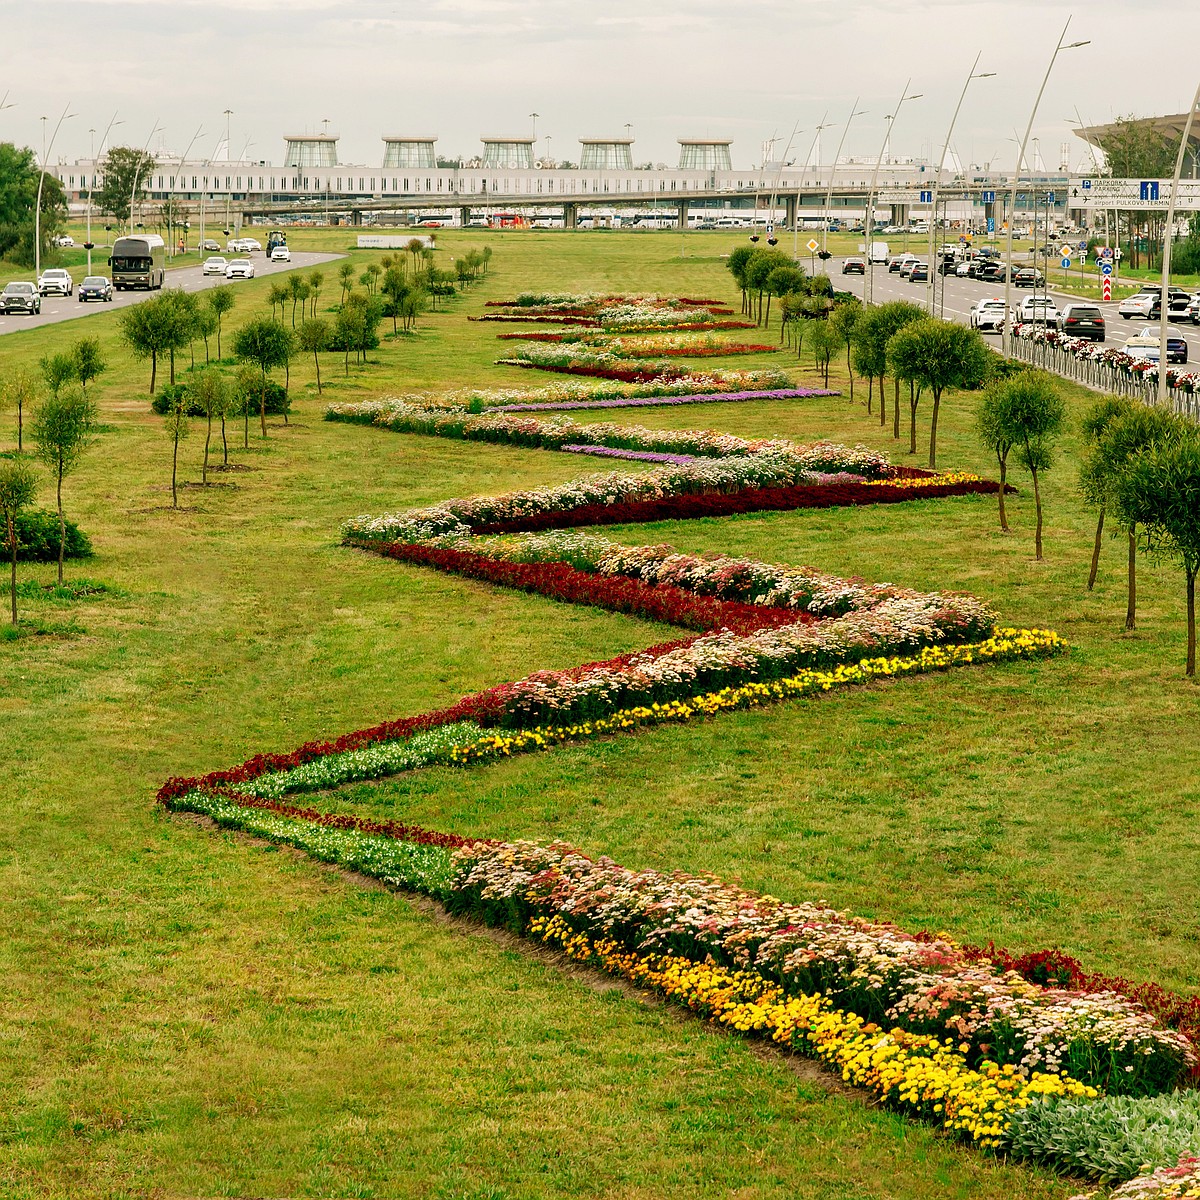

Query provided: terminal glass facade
[481,140,534,169]
[580,141,634,170]
[678,142,732,171]
[283,137,338,169]
[383,140,437,169]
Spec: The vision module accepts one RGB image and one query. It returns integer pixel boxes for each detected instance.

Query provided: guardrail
[1009,330,1200,422]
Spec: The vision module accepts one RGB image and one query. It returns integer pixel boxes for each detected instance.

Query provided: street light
[865,83,922,307]
[927,56,995,315]
[128,120,161,236]
[821,99,867,255]
[795,115,832,256]
[0,91,15,113]
[530,112,539,143]
[34,103,76,281]
[1002,19,1089,356]
[1156,80,1200,411]
[167,124,205,259]
[85,112,123,274]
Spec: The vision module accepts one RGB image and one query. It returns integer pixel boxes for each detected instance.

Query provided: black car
[937,258,959,276]
[977,261,1006,282]
[1058,304,1105,342]
[910,262,930,282]
[1013,267,1044,288]
[887,257,904,273]
[0,281,41,315]
[77,276,114,303]
[1166,337,1189,364]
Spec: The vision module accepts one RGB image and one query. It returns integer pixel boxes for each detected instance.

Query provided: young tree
[287,274,310,327]
[725,245,756,316]
[337,261,356,304]
[987,369,1066,561]
[307,269,324,318]
[162,389,189,508]
[298,318,331,394]
[1080,402,1182,629]
[764,265,806,331]
[232,317,293,438]
[119,291,193,394]
[0,460,37,627]
[267,280,289,323]
[851,306,888,416]
[1079,396,1137,592]
[829,300,862,402]
[886,318,991,466]
[807,320,841,388]
[233,364,258,452]
[30,390,98,584]
[977,382,1019,532]
[40,352,77,399]
[193,303,218,364]
[743,248,792,325]
[381,265,409,334]
[163,290,199,382]
[1112,429,1200,674]
[1,369,39,452]
[70,337,107,397]
[187,368,231,485]
[877,301,927,435]
[207,285,235,359]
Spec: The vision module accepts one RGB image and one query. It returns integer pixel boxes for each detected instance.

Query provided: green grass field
[1,228,1198,1199]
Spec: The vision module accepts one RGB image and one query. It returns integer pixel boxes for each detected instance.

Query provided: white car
[1118,293,1157,319]
[202,256,228,276]
[37,268,73,296]
[1020,296,1060,324]
[54,235,75,248]
[969,298,1011,333]
[269,245,291,262]
[240,238,262,253]
[225,259,255,279]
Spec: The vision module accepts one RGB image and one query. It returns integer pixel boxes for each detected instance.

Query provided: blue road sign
[1061,257,1072,269]
[919,189,932,203]
[1082,179,1092,190]
[1077,241,1086,251]
[981,190,996,203]
[1101,263,1113,276]
[1045,192,1056,204]
[1100,246,1114,260]
[1140,180,1160,202]
[986,216,995,233]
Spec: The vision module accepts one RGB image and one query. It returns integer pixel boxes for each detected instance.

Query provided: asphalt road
[834,258,1200,365]
[0,250,344,338]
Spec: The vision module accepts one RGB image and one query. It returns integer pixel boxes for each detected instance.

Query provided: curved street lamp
[927,56,995,315]
[1002,19,1089,356]
[86,112,123,274]
[794,115,832,257]
[821,99,867,256]
[35,103,76,280]
[864,83,922,307]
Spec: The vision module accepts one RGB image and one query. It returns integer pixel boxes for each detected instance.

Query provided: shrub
[14,508,92,561]
[152,379,290,417]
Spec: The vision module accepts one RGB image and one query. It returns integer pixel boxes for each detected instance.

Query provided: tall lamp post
[127,121,161,236]
[794,115,831,257]
[1002,19,1089,357]
[1156,81,1200,411]
[865,82,922,308]
[167,124,205,259]
[34,103,76,281]
[927,55,995,315]
[86,112,123,275]
[821,99,867,256]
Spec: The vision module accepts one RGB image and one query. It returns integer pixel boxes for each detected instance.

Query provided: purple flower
[491,388,839,413]
[560,444,698,465]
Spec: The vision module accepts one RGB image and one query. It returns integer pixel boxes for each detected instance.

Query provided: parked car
[0,281,41,315]
[269,245,291,262]
[1057,303,1105,341]
[54,235,75,248]
[202,256,228,276]
[969,298,1011,332]
[37,268,73,296]
[225,258,255,279]
[1124,330,1188,364]
[841,257,865,275]
[909,262,929,282]
[77,276,114,303]
[1020,295,1061,324]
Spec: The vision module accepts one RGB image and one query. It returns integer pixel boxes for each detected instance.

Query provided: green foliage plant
[0,459,37,625]
[30,389,97,584]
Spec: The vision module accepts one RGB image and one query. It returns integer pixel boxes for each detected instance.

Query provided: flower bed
[498,343,689,382]
[560,444,697,464]
[489,386,836,412]
[325,399,887,468]
[496,331,775,357]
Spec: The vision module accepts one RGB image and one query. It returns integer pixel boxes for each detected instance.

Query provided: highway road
[834,257,1200,366]
[0,250,344,338]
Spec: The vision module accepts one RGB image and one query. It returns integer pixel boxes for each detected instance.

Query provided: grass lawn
[1,228,1196,1199]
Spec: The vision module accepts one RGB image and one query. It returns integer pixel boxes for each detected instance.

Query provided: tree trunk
[882,377,890,428]
[203,415,212,484]
[1126,525,1137,631]
[221,414,229,464]
[866,374,872,414]
[1187,563,1197,677]
[895,381,903,441]
[928,388,941,469]
[283,361,290,424]
[8,518,17,627]
[243,402,249,450]
[909,389,919,454]
[216,319,222,360]
[765,295,772,328]
[56,464,65,587]
[313,351,322,395]
[997,454,1010,532]
[1032,464,1044,561]
[260,373,268,438]
[1087,509,1105,589]
[171,433,180,508]
[169,348,176,387]
[149,351,157,395]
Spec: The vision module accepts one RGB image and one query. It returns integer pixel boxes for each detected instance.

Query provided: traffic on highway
[0,247,343,337]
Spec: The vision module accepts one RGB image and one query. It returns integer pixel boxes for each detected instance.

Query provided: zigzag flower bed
[497,342,692,382]
[473,293,754,332]
[495,331,777,358]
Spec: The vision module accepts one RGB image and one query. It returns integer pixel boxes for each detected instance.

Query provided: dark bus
[110,234,166,290]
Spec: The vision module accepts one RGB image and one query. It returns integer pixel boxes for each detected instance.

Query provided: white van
[868,241,889,264]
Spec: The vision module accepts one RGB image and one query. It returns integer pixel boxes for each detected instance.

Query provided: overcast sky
[2,0,1194,172]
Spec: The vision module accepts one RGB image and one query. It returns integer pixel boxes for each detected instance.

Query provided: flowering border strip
[489,387,837,413]
[497,358,688,383]
[495,332,776,357]
[464,474,1009,536]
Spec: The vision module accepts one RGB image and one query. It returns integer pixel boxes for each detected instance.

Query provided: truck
[265,229,287,257]
[109,234,165,290]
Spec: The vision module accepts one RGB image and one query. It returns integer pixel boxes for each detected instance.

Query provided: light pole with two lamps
[821,100,867,256]
[864,83,922,308]
[85,112,123,275]
[1002,19,1089,357]
[34,104,76,281]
